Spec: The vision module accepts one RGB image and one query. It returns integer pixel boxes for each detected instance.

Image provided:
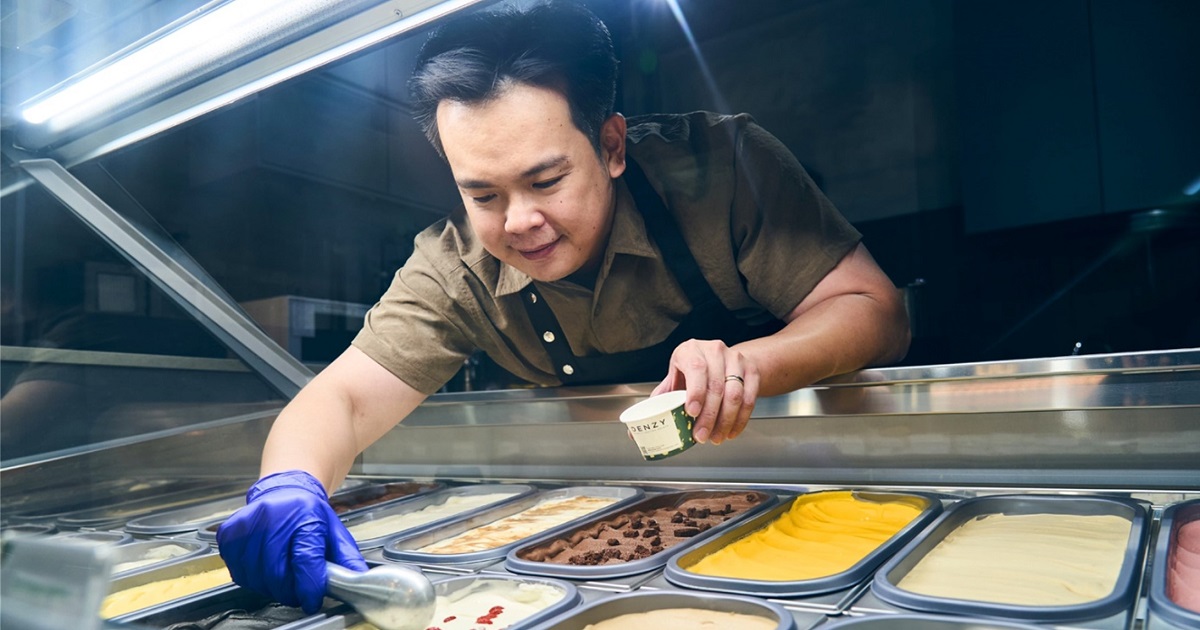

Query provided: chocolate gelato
[516,491,768,566]
[329,482,440,515]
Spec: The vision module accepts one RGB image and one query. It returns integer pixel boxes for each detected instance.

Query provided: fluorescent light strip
[55,0,484,166]
[21,0,379,132]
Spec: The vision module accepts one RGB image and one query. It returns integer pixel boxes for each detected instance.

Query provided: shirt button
[562,364,575,375]
[528,292,538,303]
[543,331,555,343]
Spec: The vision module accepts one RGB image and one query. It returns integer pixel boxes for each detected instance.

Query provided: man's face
[436,83,626,283]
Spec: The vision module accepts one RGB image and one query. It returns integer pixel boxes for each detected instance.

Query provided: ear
[599,113,627,179]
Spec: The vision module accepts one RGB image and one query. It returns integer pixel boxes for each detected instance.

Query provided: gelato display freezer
[1,349,1198,629]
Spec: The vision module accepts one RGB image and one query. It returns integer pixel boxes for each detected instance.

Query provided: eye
[470,194,496,204]
[532,176,564,190]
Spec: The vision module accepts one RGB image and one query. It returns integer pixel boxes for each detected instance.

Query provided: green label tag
[1,535,114,630]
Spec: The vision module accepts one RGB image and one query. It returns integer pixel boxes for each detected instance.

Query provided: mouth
[516,237,561,261]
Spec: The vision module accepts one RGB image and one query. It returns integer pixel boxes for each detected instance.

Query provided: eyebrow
[456,155,569,190]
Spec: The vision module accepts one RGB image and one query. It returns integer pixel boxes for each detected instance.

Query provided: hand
[217,470,367,614]
[652,339,758,445]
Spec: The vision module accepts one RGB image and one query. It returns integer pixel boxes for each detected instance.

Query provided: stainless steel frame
[3,350,1197,509]
[19,158,312,398]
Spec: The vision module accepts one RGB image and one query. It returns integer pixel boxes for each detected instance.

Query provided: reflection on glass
[0,185,284,462]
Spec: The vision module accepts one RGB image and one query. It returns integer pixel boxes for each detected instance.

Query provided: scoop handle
[324,562,436,630]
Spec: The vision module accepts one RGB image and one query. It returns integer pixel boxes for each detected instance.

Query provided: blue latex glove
[217,470,367,614]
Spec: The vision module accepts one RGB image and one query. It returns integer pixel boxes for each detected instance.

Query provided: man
[218,1,909,613]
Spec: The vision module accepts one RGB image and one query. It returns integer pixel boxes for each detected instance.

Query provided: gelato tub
[52,530,132,545]
[343,484,535,549]
[110,540,209,577]
[345,574,580,630]
[526,590,794,630]
[665,489,942,596]
[113,586,329,629]
[383,486,642,565]
[101,553,235,620]
[1148,498,1200,629]
[328,480,443,516]
[124,495,245,535]
[872,494,1149,623]
[190,480,442,543]
[6,478,215,523]
[820,613,1045,629]
[54,481,249,530]
[507,489,776,579]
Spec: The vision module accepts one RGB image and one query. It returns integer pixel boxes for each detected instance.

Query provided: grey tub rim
[869,493,1150,623]
[1147,498,1200,629]
[662,488,944,597]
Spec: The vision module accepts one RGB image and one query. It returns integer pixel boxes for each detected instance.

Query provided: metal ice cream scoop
[325,562,436,630]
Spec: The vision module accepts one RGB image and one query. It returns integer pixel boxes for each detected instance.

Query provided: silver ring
[725,374,744,385]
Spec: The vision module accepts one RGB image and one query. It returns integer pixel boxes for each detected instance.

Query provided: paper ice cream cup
[619,390,695,461]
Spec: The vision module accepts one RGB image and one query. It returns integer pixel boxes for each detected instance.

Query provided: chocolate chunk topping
[623,530,639,538]
[673,527,701,537]
[606,538,620,546]
[747,493,759,502]
[650,536,662,546]
[670,512,684,524]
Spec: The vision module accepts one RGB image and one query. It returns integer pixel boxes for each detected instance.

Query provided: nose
[504,195,546,234]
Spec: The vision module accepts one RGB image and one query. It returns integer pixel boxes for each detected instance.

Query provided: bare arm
[260,346,427,493]
[655,243,908,443]
[740,242,909,395]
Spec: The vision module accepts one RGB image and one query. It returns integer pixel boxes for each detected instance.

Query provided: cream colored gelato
[101,566,231,618]
[111,543,195,574]
[419,496,618,554]
[347,578,564,630]
[582,608,777,629]
[899,512,1132,605]
[348,492,519,542]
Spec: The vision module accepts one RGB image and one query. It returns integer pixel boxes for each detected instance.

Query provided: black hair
[409,1,618,157]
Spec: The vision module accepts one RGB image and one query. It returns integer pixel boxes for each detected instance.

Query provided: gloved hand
[217,470,367,614]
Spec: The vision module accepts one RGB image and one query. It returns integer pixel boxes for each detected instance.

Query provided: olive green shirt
[352,112,861,393]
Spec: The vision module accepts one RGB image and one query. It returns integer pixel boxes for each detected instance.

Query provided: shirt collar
[493,178,658,297]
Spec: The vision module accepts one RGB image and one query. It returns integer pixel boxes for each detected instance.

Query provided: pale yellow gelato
[101,566,231,618]
[898,512,1132,605]
[418,496,617,554]
[111,543,195,574]
[348,492,519,542]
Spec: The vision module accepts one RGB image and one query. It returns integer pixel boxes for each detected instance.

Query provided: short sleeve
[729,118,862,319]
[351,239,476,395]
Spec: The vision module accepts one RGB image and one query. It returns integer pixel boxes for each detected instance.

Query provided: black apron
[519,158,784,386]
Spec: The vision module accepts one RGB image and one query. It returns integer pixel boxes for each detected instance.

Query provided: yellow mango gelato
[686,491,923,581]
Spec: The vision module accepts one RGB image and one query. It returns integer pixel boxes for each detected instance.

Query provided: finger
[729,363,759,440]
[650,369,675,396]
[690,342,726,444]
[327,515,368,572]
[291,522,328,614]
[673,343,708,421]
[712,353,745,445]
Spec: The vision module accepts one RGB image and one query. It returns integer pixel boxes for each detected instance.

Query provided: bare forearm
[261,380,361,493]
[737,291,909,397]
[259,346,429,493]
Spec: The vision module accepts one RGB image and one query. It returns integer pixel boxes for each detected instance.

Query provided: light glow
[21,0,376,131]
